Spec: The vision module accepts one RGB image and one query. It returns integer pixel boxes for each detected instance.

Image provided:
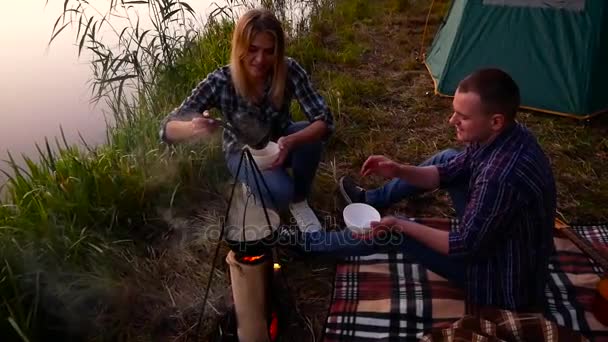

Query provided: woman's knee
[282,121,324,163]
[284,121,310,135]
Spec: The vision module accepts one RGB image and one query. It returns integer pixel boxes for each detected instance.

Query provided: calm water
[0,0,223,176]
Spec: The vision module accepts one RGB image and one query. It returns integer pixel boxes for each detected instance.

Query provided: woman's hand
[191,111,220,137]
[361,155,404,179]
[270,135,295,169]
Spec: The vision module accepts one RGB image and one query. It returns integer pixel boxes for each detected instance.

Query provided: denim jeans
[226,121,323,211]
[301,224,466,286]
[300,149,470,287]
[365,148,468,216]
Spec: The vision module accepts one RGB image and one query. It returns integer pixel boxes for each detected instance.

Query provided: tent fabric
[424,0,608,119]
[483,0,586,11]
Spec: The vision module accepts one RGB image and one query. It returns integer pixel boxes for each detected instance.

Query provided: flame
[239,254,265,264]
[273,263,281,270]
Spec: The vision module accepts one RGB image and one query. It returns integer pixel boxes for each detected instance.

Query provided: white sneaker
[289,200,323,233]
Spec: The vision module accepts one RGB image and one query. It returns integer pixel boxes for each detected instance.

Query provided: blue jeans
[300,149,470,286]
[302,225,465,287]
[366,149,468,216]
[226,121,323,211]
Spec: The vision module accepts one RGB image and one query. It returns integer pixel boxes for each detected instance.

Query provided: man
[297,68,556,311]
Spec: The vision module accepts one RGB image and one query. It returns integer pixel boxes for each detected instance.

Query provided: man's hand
[352,216,405,240]
[361,155,405,179]
[191,111,219,137]
[370,216,406,233]
[270,135,295,169]
[373,216,450,255]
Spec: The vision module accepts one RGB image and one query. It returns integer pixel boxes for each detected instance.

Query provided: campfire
[223,189,282,342]
[225,250,280,342]
[237,253,267,264]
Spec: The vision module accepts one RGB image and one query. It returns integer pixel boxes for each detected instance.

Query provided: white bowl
[246,142,280,170]
[343,203,381,235]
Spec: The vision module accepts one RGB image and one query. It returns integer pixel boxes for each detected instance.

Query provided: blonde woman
[160,8,333,232]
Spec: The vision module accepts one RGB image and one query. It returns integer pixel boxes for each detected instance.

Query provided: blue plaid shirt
[160,58,333,154]
[437,123,556,310]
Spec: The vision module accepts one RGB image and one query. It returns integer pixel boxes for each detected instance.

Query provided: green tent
[424,0,608,119]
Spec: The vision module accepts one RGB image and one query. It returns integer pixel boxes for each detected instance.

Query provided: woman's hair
[230,8,287,109]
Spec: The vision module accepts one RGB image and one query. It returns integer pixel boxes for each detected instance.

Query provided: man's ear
[490,113,506,132]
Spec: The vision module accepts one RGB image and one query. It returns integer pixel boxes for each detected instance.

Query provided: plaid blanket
[323,219,608,341]
[420,308,589,342]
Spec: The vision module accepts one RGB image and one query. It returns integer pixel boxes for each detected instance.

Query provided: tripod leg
[195,149,246,339]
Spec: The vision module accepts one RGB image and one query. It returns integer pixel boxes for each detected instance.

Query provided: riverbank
[2,0,608,340]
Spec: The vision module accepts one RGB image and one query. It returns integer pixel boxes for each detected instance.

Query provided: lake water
[0,0,225,178]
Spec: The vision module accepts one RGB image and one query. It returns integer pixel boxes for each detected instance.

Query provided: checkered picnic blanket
[420,307,590,341]
[323,219,608,341]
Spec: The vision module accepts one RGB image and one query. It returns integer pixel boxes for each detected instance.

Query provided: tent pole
[419,0,436,60]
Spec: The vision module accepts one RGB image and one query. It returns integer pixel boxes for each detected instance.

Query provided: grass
[2,0,608,340]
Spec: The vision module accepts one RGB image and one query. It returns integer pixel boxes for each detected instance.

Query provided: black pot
[224,228,278,256]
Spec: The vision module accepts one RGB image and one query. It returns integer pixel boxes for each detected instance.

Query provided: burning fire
[238,254,265,264]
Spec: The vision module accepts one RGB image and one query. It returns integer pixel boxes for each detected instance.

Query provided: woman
[159,8,333,233]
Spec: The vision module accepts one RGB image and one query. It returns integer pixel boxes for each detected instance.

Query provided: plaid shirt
[437,123,556,310]
[160,57,333,154]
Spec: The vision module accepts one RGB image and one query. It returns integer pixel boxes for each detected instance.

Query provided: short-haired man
[302,68,556,311]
